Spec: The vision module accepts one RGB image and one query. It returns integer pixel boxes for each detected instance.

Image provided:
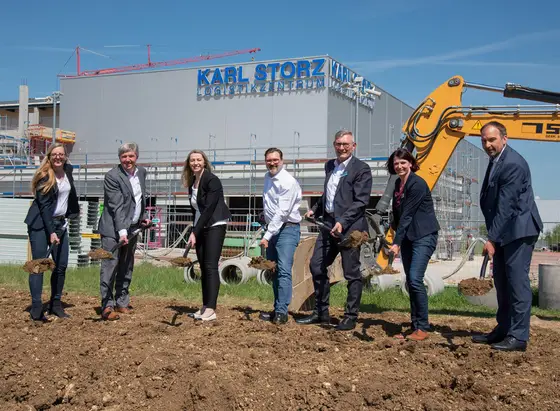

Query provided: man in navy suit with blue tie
[296,129,372,331]
[474,121,543,352]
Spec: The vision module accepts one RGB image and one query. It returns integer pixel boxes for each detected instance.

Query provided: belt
[282,221,300,227]
[53,215,66,221]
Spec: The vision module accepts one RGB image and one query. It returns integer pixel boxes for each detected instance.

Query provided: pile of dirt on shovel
[248,256,277,271]
[169,257,193,267]
[345,230,369,248]
[458,277,494,296]
[88,248,113,260]
[380,265,400,274]
[22,258,56,274]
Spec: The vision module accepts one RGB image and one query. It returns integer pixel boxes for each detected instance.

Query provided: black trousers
[309,223,363,319]
[195,224,227,309]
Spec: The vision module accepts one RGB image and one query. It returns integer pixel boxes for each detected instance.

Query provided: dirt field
[1,287,560,411]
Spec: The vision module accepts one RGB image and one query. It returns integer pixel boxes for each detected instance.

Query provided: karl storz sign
[197,59,326,97]
[330,60,377,109]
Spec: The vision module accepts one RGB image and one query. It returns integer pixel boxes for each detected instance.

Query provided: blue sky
[1,0,559,198]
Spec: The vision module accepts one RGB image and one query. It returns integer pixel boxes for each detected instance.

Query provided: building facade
[60,55,410,162]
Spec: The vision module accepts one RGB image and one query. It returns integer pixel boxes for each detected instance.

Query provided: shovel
[479,254,490,279]
[89,223,152,260]
[169,242,194,267]
[305,216,354,248]
[458,254,493,297]
[23,226,68,274]
[380,249,400,274]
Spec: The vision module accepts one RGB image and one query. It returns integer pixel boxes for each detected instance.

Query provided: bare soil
[458,278,494,296]
[1,287,560,411]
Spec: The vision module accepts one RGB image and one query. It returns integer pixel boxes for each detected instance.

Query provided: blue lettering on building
[197,59,326,97]
[330,60,377,109]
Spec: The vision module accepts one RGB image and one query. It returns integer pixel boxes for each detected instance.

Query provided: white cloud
[349,29,560,72]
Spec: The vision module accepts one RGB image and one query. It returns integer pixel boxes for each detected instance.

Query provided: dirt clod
[458,278,494,296]
[169,257,193,267]
[88,248,113,260]
[22,258,56,274]
[380,265,400,274]
[248,256,277,271]
[344,230,369,248]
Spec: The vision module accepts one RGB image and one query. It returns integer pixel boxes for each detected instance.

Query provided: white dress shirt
[53,174,70,217]
[325,156,352,214]
[262,167,302,241]
[118,168,142,238]
[488,145,506,181]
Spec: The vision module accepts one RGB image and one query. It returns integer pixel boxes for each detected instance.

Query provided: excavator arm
[373,75,560,270]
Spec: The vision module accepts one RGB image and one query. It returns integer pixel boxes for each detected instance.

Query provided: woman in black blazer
[24,143,79,321]
[387,148,440,341]
[182,150,231,321]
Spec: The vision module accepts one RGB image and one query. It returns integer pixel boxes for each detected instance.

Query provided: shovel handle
[305,216,342,238]
[183,243,192,258]
[479,254,490,279]
[109,223,152,253]
[45,225,68,258]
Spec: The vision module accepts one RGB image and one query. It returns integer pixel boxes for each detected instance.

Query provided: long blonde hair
[182,150,213,187]
[31,143,67,194]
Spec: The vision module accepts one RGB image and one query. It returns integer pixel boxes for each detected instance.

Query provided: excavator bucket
[289,236,345,312]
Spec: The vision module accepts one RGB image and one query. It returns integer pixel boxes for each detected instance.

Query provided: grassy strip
[2,263,559,319]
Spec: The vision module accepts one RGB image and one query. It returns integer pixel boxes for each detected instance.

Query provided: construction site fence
[139,209,321,258]
[66,142,389,166]
[135,209,560,260]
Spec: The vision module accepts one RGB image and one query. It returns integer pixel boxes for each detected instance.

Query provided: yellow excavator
[290,75,560,311]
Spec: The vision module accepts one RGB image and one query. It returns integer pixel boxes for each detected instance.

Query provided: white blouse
[53,174,70,217]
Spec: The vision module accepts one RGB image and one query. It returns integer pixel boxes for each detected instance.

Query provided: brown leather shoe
[407,330,429,341]
[102,307,120,321]
[115,306,132,314]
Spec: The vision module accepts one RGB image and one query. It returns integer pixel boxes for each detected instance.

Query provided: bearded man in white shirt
[258,148,302,325]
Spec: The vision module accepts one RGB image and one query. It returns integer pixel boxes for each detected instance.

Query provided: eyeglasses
[50,154,66,158]
[334,142,353,148]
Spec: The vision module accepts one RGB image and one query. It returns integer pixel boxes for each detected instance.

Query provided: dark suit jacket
[97,165,148,239]
[480,145,542,246]
[189,170,232,238]
[311,156,372,233]
[24,162,79,235]
[391,172,440,246]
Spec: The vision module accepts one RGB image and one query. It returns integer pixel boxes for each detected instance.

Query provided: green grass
[2,264,559,319]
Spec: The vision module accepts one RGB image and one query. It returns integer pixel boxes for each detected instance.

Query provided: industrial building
[0,54,489,264]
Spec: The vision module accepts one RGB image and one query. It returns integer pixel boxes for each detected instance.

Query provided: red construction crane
[59,45,261,78]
